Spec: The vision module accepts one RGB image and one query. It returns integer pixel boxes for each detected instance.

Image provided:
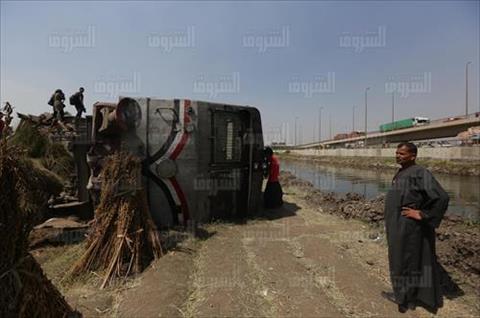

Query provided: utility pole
[318,106,323,142]
[329,113,332,139]
[294,116,298,146]
[364,87,370,148]
[466,61,472,117]
[285,122,289,145]
[391,92,395,123]
[352,105,356,132]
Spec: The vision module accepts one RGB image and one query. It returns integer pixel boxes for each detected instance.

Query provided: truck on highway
[379,117,430,133]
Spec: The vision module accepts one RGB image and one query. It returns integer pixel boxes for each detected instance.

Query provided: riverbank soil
[279,171,480,294]
[34,176,479,317]
[279,153,480,177]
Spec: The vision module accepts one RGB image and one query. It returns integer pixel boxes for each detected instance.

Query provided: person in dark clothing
[264,147,283,208]
[3,102,13,126]
[383,142,449,313]
[70,87,86,121]
[0,112,5,138]
[49,89,66,122]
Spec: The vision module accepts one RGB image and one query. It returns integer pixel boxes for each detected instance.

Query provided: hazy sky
[1,1,478,144]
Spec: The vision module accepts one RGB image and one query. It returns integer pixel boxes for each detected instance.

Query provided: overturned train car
[89,97,265,226]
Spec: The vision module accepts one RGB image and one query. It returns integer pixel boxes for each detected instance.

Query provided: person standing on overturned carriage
[383,142,449,313]
[48,89,66,122]
[70,87,86,121]
[263,147,283,209]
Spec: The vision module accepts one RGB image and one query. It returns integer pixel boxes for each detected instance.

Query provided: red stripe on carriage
[169,100,191,225]
[169,177,190,224]
[169,100,191,160]
[170,133,188,160]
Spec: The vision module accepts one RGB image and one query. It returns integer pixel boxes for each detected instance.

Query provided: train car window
[226,121,234,160]
[213,112,243,163]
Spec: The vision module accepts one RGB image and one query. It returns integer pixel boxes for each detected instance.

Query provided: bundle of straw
[70,152,163,288]
[0,140,79,317]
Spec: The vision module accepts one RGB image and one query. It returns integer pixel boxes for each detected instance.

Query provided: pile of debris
[0,141,79,317]
[281,171,318,188]
[336,193,385,224]
[300,188,385,225]
[70,152,163,288]
[283,170,387,225]
[29,217,90,249]
[436,225,480,289]
[457,126,480,144]
[10,114,75,180]
[17,112,76,135]
[3,140,64,226]
[9,113,84,224]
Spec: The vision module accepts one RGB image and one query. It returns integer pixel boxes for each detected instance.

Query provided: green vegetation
[10,121,50,157]
[9,120,74,180]
[279,153,480,176]
[41,142,75,179]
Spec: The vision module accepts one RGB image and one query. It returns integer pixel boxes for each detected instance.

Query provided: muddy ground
[280,171,480,295]
[33,175,479,317]
[279,153,480,176]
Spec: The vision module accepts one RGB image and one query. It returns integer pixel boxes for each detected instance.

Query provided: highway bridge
[285,114,480,149]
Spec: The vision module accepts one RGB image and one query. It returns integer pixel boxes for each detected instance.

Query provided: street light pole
[318,106,323,142]
[391,92,395,123]
[364,87,370,148]
[294,116,298,146]
[466,61,472,117]
[352,105,356,132]
[329,113,332,139]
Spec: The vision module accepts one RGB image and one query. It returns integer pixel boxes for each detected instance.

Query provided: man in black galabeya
[383,142,449,313]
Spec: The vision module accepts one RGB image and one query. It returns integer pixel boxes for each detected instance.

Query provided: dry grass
[9,119,74,180]
[0,140,79,317]
[69,152,163,289]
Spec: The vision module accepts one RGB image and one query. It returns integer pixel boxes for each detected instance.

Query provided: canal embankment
[279,147,480,176]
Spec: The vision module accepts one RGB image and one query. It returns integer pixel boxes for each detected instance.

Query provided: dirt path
[35,184,477,317]
[114,186,478,317]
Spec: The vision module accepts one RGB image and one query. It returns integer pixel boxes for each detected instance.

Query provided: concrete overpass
[291,115,480,149]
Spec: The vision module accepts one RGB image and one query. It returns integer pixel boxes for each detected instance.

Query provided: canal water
[282,159,480,221]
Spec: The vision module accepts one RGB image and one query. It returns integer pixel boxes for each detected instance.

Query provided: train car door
[209,109,251,219]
